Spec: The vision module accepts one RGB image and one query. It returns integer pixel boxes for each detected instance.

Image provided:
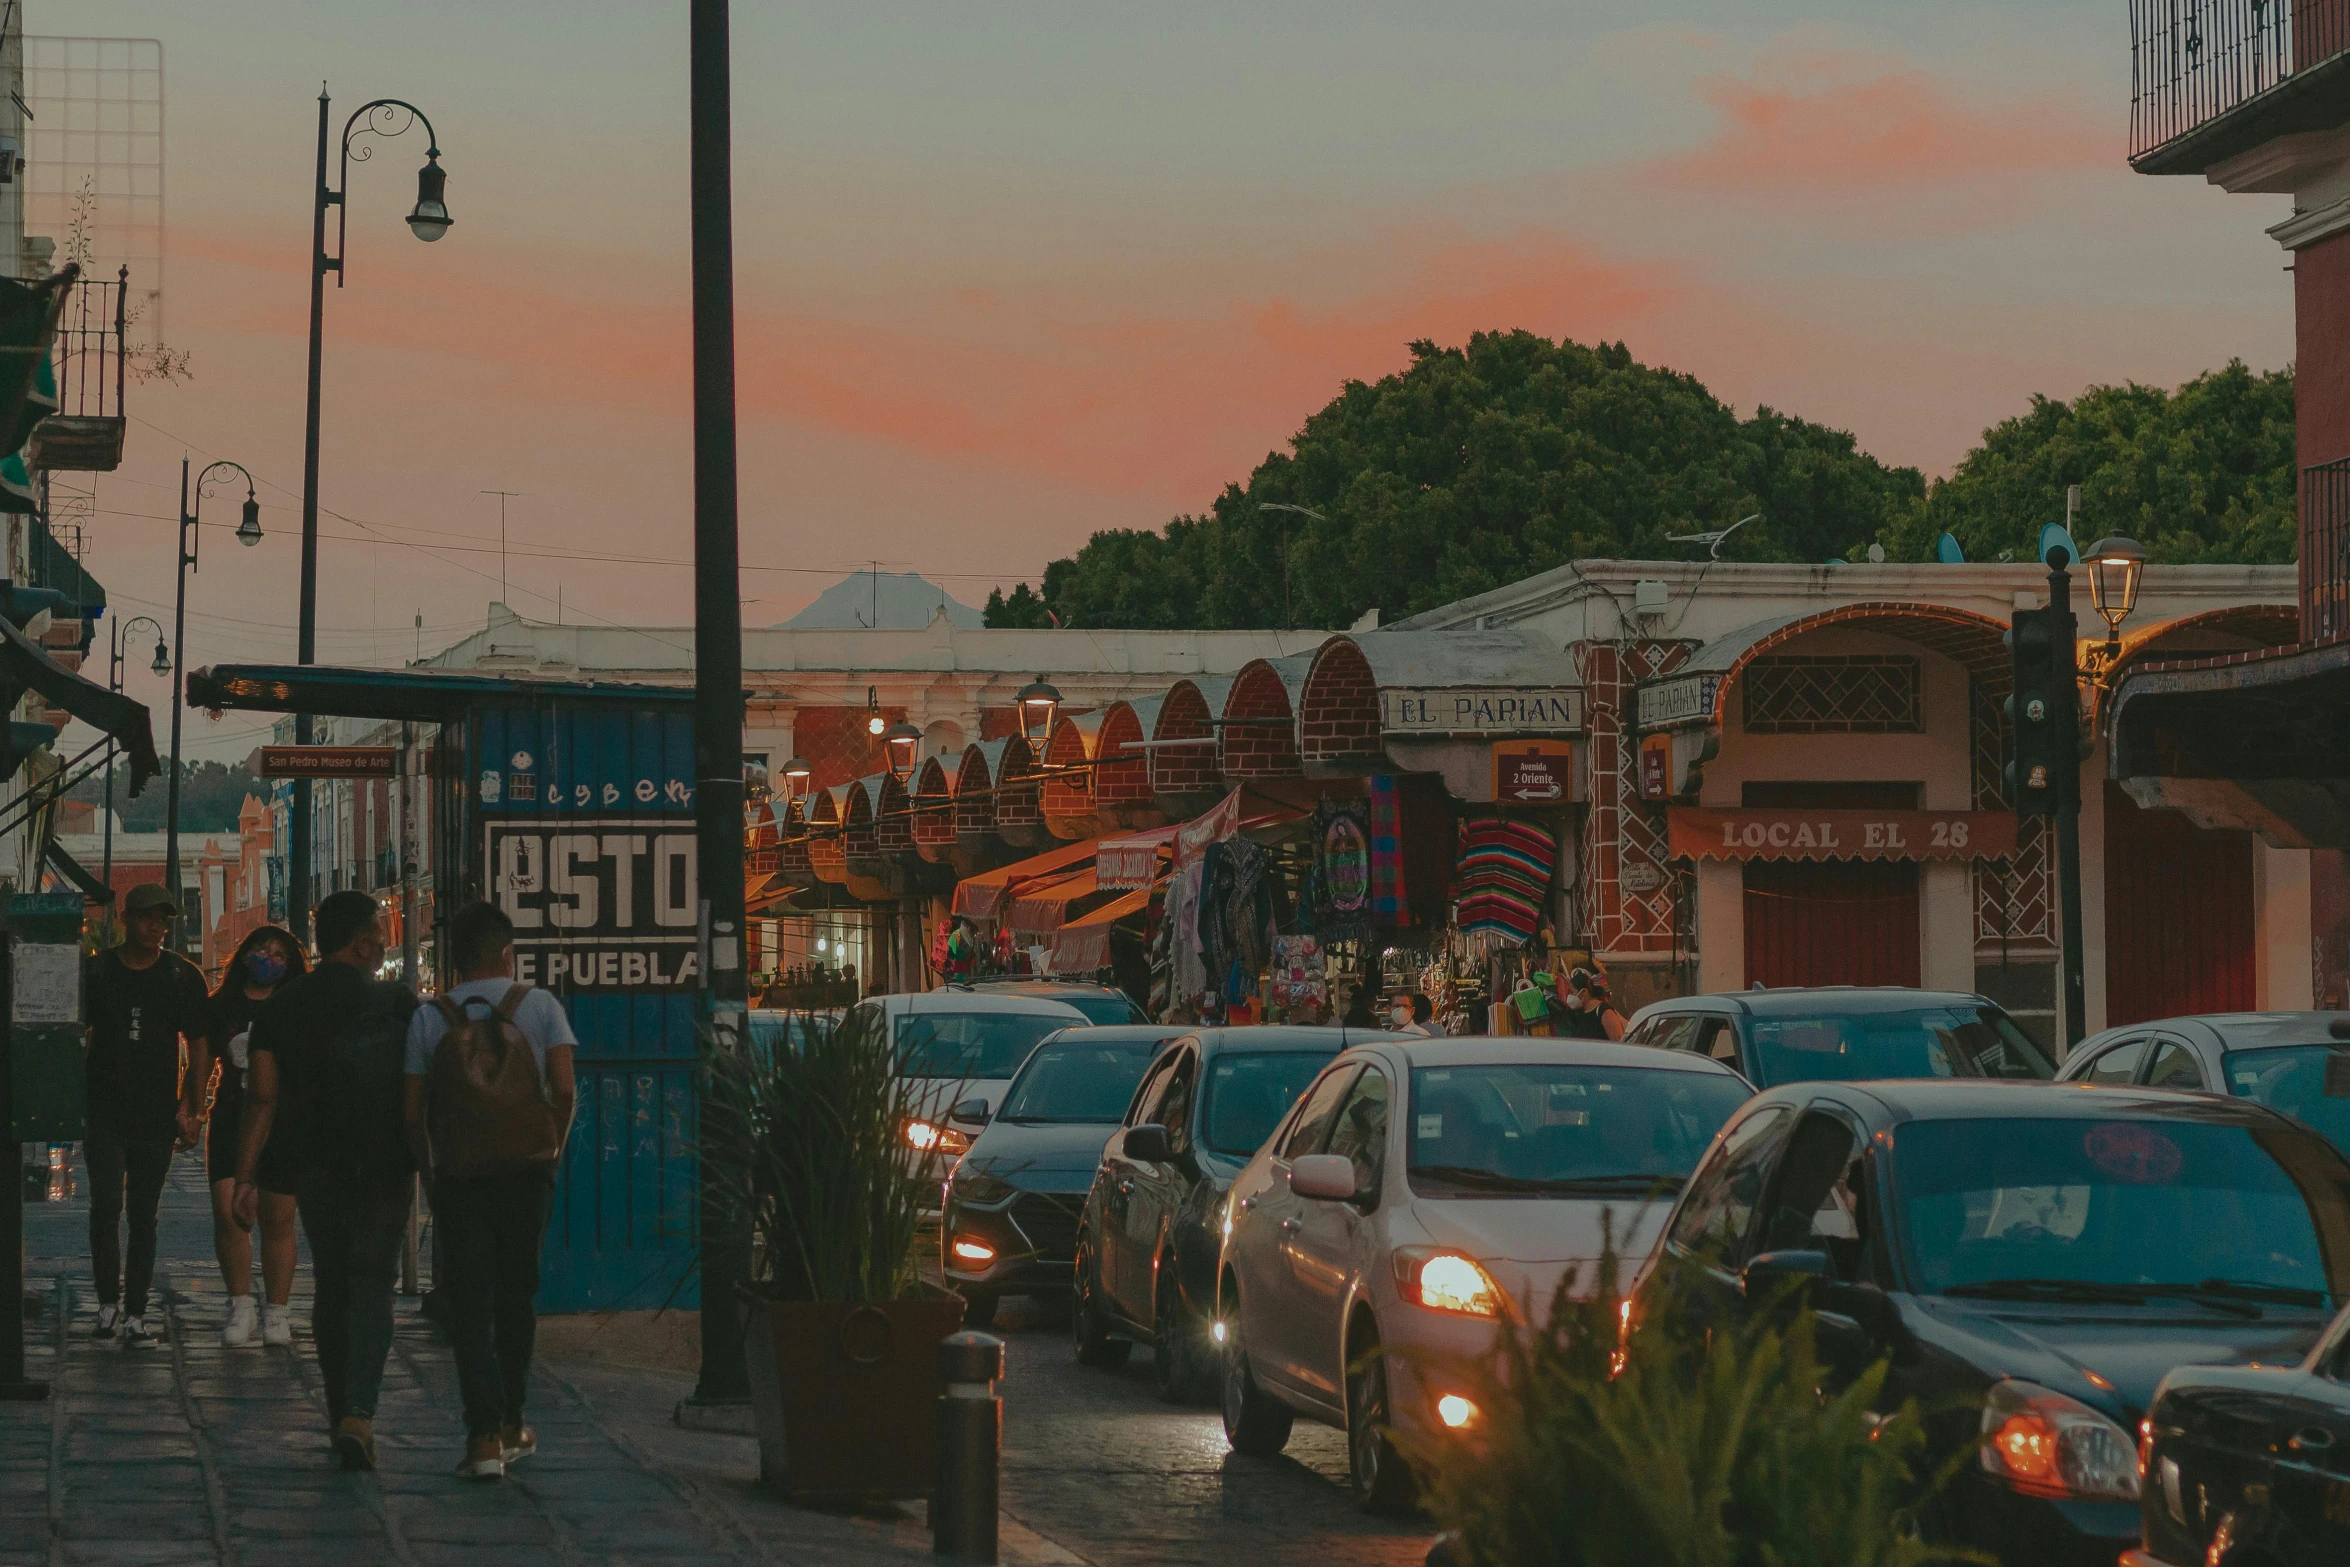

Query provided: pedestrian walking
[84,883,211,1347]
[403,900,576,1481]
[1555,966,1626,1041]
[187,926,307,1347]
[1390,992,1436,1037]
[233,891,418,1471]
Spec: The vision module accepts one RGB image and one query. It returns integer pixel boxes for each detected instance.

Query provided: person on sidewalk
[187,926,307,1348]
[233,891,418,1471]
[403,900,576,1482]
[1388,992,1436,1037]
[1555,966,1626,1041]
[84,882,211,1348]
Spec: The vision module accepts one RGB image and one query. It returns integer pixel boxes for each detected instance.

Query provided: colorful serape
[1454,815,1556,943]
[1369,775,1408,925]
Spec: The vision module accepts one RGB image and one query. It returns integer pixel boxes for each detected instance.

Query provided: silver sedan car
[2057,1010,2350,1154]
[1214,1036,1752,1513]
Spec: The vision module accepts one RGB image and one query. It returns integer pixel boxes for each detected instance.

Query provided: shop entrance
[1743,860,1922,988]
[2104,782,2254,1026]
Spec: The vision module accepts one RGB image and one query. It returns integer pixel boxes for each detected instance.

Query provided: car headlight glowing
[1435,1394,1479,1429]
[1392,1248,1506,1319]
[905,1119,943,1151]
[950,1237,997,1266]
[1979,1379,2141,1502]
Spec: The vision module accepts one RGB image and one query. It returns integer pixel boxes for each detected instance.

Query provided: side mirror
[1291,1153,1360,1202]
[1122,1123,1172,1163]
[1740,1249,1831,1299]
[950,1097,991,1127]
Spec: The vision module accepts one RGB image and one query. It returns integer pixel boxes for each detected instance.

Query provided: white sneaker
[221,1297,258,1347]
[91,1304,120,1340]
[121,1314,154,1348]
[262,1304,293,1346]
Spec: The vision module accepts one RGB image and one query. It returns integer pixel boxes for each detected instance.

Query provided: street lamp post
[292,90,453,944]
[1256,502,1324,629]
[168,458,262,951]
[102,614,169,935]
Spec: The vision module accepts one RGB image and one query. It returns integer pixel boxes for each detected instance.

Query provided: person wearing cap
[1555,966,1626,1041]
[84,882,212,1347]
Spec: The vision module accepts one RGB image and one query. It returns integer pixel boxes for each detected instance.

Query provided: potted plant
[702,1009,965,1503]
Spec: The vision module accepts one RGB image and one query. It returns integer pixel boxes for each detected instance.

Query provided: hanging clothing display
[1199,837,1274,1006]
[1311,798,1372,941]
[1454,815,1557,944]
[1369,775,1409,925]
[1268,934,1324,1008]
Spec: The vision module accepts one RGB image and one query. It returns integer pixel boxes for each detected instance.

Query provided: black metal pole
[164,459,192,947]
[688,0,750,1407]
[2049,554,2088,1052]
[291,87,331,947]
[101,628,117,932]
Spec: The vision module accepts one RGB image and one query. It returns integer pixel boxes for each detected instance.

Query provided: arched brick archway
[1151,678,1229,812]
[838,777,894,901]
[874,771,917,859]
[912,754,958,864]
[1298,638,1382,768]
[993,733,1046,848]
[1042,711,1102,839]
[1220,656,1309,779]
[1095,700,1158,826]
[776,798,812,886]
[806,785,849,886]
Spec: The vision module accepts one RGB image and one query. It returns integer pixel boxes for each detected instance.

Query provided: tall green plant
[1413,1246,1982,1567]
[700,1012,945,1304]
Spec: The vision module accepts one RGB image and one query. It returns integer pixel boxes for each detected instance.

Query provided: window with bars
[1742,656,1922,734]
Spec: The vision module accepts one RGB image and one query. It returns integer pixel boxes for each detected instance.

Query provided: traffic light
[2004,608,2062,817]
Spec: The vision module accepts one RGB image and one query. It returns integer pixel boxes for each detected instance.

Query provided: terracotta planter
[744,1296,967,1503]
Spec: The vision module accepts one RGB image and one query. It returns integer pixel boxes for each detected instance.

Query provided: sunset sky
[51,1,2294,757]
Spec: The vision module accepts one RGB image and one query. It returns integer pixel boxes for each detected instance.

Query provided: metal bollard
[931,1330,1003,1562]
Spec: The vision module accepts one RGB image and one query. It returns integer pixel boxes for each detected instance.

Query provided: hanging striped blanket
[1369,775,1408,925]
[1454,816,1555,943]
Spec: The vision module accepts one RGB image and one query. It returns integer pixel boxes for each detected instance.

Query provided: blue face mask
[246,951,288,985]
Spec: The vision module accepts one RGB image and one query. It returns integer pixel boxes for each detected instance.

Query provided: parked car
[835,989,1091,1159]
[744,1007,840,1064]
[1623,986,2053,1089]
[2126,1298,2350,1567]
[1629,1079,2350,1567]
[2058,1011,2350,1153]
[941,1024,1189,1327]
[1217,1037,1754,1512]
[1073,1026,1368,1400]
[957,978,1149,1026]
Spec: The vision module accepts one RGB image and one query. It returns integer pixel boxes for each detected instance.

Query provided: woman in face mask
[192,926,309,1347]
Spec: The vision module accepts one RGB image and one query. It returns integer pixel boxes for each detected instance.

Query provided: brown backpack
[425,984,561,1180]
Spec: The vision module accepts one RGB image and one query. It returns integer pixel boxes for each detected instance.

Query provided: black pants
[435,1165,555,1439]
[85,1124,174,1315]
[297,1170,411,1425]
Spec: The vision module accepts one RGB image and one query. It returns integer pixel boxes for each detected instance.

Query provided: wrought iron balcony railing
[2130,0,2350,160]
[2303,455,2350,643]
[26,266,130,473]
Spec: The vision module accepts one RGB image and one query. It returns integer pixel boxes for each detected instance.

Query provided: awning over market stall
[951,836,1098,922]
[1097,823,1179,889]
[1051,887,1151,974]
[1006,866,1100,938]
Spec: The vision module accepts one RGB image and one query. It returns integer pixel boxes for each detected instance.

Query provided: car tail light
[1979,1379,2141,1502]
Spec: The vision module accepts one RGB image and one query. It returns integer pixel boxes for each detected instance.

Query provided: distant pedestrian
[1555,967,1626,1041]
[1341,984,1378,1030]
[1391,992,1436,1037]
[404,901,576,1482]
[84,883,211,1347]
[188,926,307,1348]
[233,891,418,1471]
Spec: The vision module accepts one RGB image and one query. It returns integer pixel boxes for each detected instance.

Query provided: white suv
[836,990,1090,1161]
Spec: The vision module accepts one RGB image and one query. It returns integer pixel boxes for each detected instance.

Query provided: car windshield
[894,1012,1074,1080]
[1408,1064,1752,1198]
[1748,1005,2052,1085]
[1051,991,1147,1026]
[1892,1116,2350,1303]
[1201,1050,1343,1158]
[2224,1046,2350,1154]
[997,1036,1167,1123]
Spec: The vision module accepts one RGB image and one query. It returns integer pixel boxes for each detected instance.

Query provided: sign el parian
[1635,673,1722,732]
[1379,686,1585,737]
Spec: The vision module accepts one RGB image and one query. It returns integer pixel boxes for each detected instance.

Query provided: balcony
[25,267,128,474]
[2307,455,2350,643]
[2130,0,2350,173]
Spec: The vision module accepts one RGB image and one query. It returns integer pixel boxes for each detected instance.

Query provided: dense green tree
[1884,360,2296,566]
[66,759,265,834]
[981,583,1057,628]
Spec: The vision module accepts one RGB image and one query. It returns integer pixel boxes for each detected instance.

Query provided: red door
[2104,783,2254,1026]
[1743,860,1922,989]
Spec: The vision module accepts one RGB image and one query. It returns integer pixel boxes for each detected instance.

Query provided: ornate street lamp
[780,756,812,803]
[882,719,923,782]
[865,684,885,738]
[1016,675,1061,745]
[2083,535,2148,654]
[167,458,264,946]
[149,637,171,676]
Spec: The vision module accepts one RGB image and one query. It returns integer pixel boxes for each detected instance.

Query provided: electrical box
[6,893,87,1142]
[1633,579,1669,618]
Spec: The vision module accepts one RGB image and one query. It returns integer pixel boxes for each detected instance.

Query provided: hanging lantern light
[2083,535,2148,654]
[236,492,263,547]
[150,638,172,677]
[1016,675,1061,744]
[780,756,813,803]
[866,684,886,737]
[883,719,923,782]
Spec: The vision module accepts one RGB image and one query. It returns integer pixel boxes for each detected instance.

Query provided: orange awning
[951,836,1098,922]
[1006,866,1099,938]
[1050,887,1150,974]
[1097,824,1179,889]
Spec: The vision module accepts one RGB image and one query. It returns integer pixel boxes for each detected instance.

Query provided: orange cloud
[1648,51,2112,192]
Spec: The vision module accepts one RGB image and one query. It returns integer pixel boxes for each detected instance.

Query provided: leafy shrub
[1413,1246,1982,1567]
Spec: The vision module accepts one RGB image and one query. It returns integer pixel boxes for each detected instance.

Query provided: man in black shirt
[84,882,211,1346]
[234,890,416,1470]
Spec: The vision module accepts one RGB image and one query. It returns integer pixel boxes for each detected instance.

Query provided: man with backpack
[403,901,576,1481]
[232,890,417,1471]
